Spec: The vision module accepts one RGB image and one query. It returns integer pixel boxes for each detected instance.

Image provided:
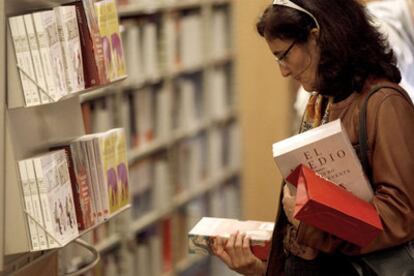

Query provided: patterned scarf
[282,93,334,259]
[300,93,334,132]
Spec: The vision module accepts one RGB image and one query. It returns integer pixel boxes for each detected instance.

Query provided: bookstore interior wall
[233,0,294,221]
[0,0,247,275]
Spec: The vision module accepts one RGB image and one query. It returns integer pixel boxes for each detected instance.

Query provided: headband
[273,0,320,30]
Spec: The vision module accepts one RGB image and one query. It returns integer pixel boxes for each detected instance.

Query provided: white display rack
[1,0,132,274]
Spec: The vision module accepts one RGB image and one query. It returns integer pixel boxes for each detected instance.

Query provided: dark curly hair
[256,0,401,99]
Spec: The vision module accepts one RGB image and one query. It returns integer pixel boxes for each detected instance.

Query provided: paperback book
[188,217,274,261]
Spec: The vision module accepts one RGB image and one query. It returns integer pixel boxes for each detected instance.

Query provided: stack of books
[8,0,126,107]
[17,128,130,251]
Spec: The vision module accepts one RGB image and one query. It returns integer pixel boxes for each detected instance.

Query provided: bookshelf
[1,0,132,274]
[62,0,241,275]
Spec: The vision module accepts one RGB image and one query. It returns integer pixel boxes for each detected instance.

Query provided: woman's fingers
[211,236,233,266]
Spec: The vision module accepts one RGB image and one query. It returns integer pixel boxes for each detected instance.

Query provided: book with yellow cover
[94,0,126,81]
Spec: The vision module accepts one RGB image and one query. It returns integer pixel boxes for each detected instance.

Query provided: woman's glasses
[275,40,296,67]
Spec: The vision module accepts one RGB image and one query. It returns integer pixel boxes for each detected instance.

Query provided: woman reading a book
[211,0,414,275]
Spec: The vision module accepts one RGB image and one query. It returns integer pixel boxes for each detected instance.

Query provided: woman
[211,0,414,275]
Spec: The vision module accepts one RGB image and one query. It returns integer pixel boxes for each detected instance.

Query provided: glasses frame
[275,40,296,67]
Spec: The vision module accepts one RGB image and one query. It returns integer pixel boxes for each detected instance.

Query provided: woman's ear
[309,28,320,45]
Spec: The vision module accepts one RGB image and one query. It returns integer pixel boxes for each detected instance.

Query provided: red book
[72,0,107,87]
[287,164,383,247]
[51,145,95,230]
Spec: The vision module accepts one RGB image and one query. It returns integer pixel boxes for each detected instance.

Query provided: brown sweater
[266,79,414,275]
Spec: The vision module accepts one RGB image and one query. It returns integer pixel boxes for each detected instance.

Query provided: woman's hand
[282,184,300,228]
[210,231,266,276]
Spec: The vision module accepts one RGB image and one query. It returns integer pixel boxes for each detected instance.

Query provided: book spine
[9,16,41,106]
[23,14,49,104]
[25,159,49,250]
[33,156,58,248]
[81,139,104,223]
[54,6,85,93]
[74,1,101,87]
[82,0,108,84]
[32,12,59,102]
[62,145,86,230]
[92,136,111,216]
[71,141,96,227]
[17,161,40,251]
[86,138,109,219]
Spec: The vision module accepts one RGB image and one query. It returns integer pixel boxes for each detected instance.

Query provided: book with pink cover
[188,217,274,261]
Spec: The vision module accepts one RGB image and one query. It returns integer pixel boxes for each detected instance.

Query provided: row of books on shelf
[9,0,126,107]
[82,70,233,150]
[130,124,240,218]
[61,180,240,276]
[121,7,230,86]
[17,128,129,251]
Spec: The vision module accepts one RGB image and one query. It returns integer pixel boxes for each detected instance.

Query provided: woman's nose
[279,64,291,77]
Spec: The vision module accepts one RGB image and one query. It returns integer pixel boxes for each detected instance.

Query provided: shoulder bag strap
[358,84,411,184]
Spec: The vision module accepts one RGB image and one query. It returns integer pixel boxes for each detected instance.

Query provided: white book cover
[17,161,40,251]
[228,122,241,169]
[91,98,114,133]
[164,14,178,72]
[209,67,228,119]
[54,5,85,93]
[208,127,224,177]
[155,86,172,140]
[149,233,162,276]
[178,78,197,130]
[23,14,49,104]
[9,15,41,106]
[32,10,68,101]
[88,133,110,219]
[77,137,104,223]
[180,14,202,68]
[142,21,159,80]
[188,217,274,261]
[33,150,79,248]
[272,119,373,201]
[123,21,144,85]
[211,9,228,59]
[153,158,171,210]
[25,159,49,250]
[119,95,132,148]
[135,243,151,276]
[134,88,154,146]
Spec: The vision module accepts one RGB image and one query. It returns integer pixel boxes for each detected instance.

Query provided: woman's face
[265,31,320,92]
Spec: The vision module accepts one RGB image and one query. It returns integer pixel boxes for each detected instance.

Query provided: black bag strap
[358,84,412,184]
